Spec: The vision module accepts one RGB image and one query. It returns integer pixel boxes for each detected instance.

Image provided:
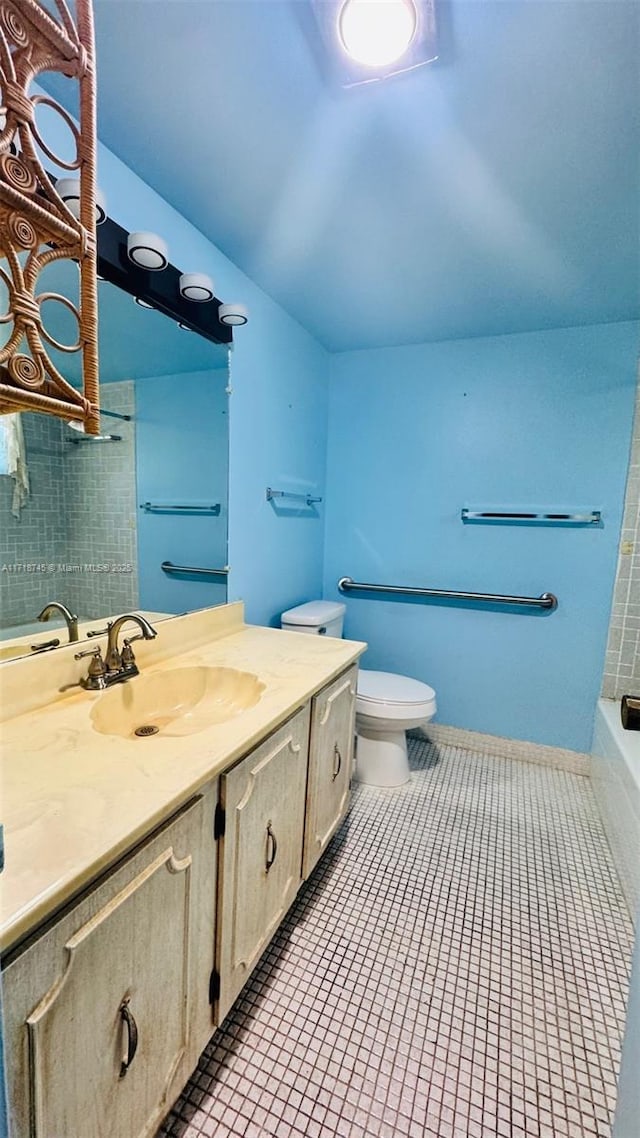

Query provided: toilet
[280,600,437,787]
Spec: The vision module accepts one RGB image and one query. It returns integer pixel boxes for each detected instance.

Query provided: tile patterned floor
[158,738,635,1138]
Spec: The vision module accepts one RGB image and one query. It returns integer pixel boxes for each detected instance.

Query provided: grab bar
[337,576,558,610]
[266,487,322,506]
[161,561,229,577]
[142,502,221,514]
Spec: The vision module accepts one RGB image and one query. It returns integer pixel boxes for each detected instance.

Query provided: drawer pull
[119,999,139,1078]
[332,744,342,781]
[265,821,278,872]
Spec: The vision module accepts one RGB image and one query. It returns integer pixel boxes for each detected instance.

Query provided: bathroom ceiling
[48,0,640,351]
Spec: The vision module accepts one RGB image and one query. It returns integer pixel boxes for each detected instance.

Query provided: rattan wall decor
[0,0,100,433]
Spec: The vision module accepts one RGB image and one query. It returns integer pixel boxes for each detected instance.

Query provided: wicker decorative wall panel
[0,0,99,433]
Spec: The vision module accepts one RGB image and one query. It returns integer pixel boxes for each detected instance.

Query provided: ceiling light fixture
[134,296,154,309]
[218,303,248,327]
[310,0,436,88]
[179,272,214,302]
[127,231,168,271]
[338,0,417,68]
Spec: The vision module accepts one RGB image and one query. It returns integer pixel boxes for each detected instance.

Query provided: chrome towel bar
[266,487,322,506]
[161,561,229,576]
[337,577,558,610]
[461,508,601,525]
[142,502,221,514]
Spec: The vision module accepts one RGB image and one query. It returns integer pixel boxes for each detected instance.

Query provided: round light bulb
[127,231,168,271]
[338,0,417,68]
[179,272,214,302]
[55,178,107,224]
[218,302,248,327]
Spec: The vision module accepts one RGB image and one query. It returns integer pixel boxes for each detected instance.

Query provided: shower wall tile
[0,413,67,628]
[0,382,138,632]
[63,381,139,617]
[603,380,640,699]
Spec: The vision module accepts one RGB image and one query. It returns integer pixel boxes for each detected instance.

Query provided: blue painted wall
[26,83,640,747]
[135,369,229,614]
[323,323,639,752]
[32,81,329,628]
[92,131,329,628]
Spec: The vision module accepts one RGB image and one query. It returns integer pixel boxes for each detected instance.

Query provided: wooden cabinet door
[216,706,310,1020]
[302,666,357,879]
[3,788,218,1138]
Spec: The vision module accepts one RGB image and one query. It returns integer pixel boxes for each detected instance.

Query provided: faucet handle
[121,638,138,667]
[86,626,109,639]
[74,645,107,689]
[75,645,107,677]
[30,638,61,653]
[75,646,103,660]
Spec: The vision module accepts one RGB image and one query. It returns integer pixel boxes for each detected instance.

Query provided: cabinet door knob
[265,821,278,872]
[333,744,342,781]
[119,999,139,1078]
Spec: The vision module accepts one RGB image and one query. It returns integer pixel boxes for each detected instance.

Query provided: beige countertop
[0,603,366,955]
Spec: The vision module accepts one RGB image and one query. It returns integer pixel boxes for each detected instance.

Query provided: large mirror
[0,268,229,660]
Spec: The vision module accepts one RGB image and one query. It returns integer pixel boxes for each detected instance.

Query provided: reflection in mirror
[0,268,229,659]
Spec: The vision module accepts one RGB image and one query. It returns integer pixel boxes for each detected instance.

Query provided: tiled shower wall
[0,413,67,626]
[0,381,138,629]
[64,381,138,617]
[602,380,640,699]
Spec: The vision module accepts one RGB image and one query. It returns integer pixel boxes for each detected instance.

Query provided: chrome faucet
[37,601,79,644]
[75,613,157,690]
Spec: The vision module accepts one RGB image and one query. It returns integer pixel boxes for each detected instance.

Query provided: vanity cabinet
[3,788,218,1138]
[2,665,360,1137]
[303,665,358,878]
[215,705,311,1020]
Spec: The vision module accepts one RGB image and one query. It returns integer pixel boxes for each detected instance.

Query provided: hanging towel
[0,413,30,517]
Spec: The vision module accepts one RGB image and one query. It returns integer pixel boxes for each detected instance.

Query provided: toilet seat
[356,670,436,721]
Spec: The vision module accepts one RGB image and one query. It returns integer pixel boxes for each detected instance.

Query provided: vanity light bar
[96,214,232,345]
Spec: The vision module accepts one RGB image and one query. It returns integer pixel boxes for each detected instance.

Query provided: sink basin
[0,644,32,661]
[90,666,265,739]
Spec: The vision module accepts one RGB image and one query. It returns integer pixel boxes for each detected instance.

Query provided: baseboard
[409,722,591,776]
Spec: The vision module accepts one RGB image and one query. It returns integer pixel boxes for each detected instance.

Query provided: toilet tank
[281,600,346,638]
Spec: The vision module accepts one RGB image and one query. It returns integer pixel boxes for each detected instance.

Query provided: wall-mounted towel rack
[100,409,132,422]
[266,487,322,506]
[338,576,558,610]
[67,434,122,445]
[461,508,601,526]
[161,561,229,576]
[142,502,221,514]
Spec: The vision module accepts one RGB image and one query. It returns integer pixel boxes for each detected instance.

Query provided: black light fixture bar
[96,216,232,345]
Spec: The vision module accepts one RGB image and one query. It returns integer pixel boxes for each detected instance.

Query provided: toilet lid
[281,600,345,626]
[357,670,436,706]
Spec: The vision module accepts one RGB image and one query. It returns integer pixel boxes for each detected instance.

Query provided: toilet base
[355,726,411,787]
